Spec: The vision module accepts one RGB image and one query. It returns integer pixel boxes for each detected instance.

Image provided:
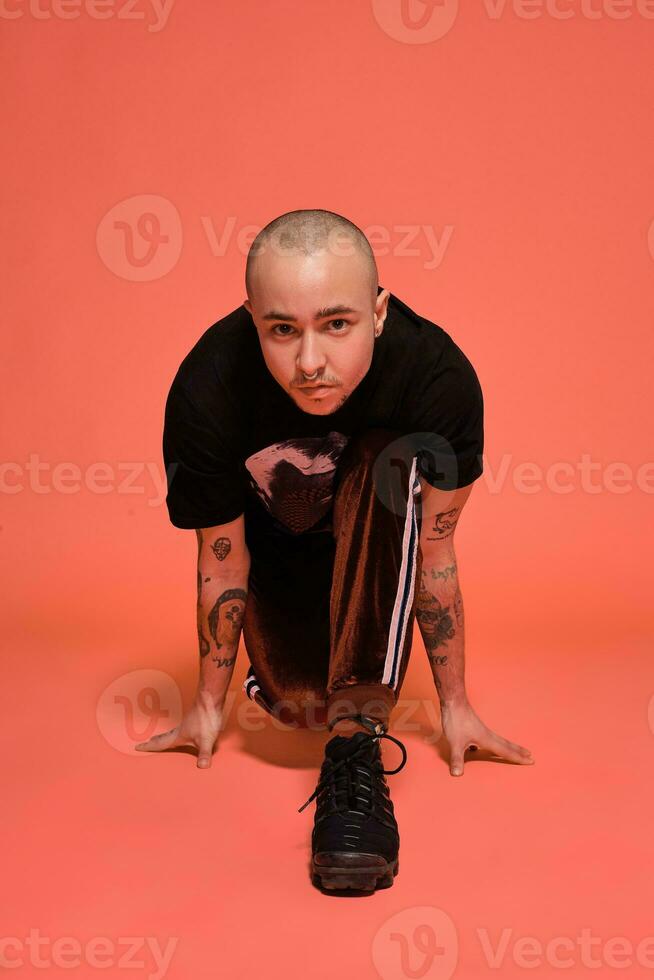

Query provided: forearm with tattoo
[415,507,468,705]
[195,529,250,704]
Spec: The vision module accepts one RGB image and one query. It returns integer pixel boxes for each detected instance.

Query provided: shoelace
[297,726,408,814]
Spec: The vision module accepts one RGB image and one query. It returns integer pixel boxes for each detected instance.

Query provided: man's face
[244,246,389,416]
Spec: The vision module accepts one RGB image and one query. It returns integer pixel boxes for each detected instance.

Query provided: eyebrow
[261,304,359,322]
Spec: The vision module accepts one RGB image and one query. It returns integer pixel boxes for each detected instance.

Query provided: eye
[272,320,349,336]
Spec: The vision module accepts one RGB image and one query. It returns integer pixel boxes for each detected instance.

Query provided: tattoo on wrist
[429,654,449,666]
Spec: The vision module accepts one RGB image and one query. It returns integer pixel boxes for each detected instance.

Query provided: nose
[297,336,325,380]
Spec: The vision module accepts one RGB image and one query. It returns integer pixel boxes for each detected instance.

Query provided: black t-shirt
[162,287,484,533]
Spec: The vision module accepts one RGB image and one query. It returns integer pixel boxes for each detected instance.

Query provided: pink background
[2,2,653,978]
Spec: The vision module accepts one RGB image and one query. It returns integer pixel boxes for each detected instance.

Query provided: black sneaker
[297,716,408,892]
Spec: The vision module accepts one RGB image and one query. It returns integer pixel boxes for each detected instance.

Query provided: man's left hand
[440,699,534,776]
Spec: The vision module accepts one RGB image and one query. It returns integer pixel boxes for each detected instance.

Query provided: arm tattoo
[415,564,466,698]
[424,507,461,543]
[211,536,231,561]
[207,588,247,660]
[415,585,456,655]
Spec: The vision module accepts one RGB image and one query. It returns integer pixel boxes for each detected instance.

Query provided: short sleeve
[162,380,246,529]
[410,337,484,491]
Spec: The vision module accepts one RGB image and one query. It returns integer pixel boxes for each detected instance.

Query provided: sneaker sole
[311,852,399,892]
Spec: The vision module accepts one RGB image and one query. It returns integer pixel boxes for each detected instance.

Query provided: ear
[374,288,391,335]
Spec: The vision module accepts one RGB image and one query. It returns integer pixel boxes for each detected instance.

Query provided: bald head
[245,209,378,305]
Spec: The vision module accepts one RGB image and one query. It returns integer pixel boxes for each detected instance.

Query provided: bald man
[137,209,533,893]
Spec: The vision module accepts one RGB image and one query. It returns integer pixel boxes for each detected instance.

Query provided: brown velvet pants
[241,427,424,731]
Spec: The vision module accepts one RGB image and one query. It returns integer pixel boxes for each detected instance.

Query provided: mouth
[299,385,332,395]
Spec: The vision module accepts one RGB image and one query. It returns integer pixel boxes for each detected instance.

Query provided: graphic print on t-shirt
[244,432,350,535]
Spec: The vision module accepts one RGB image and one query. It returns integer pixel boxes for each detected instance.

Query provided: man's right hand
[135,695,224,769]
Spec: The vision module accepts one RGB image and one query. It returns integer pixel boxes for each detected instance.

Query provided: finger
[485,732,534,764]
[135,727,182,753]
[196,736,215,770]
[450,747,466,777]
[496,735,532,758]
